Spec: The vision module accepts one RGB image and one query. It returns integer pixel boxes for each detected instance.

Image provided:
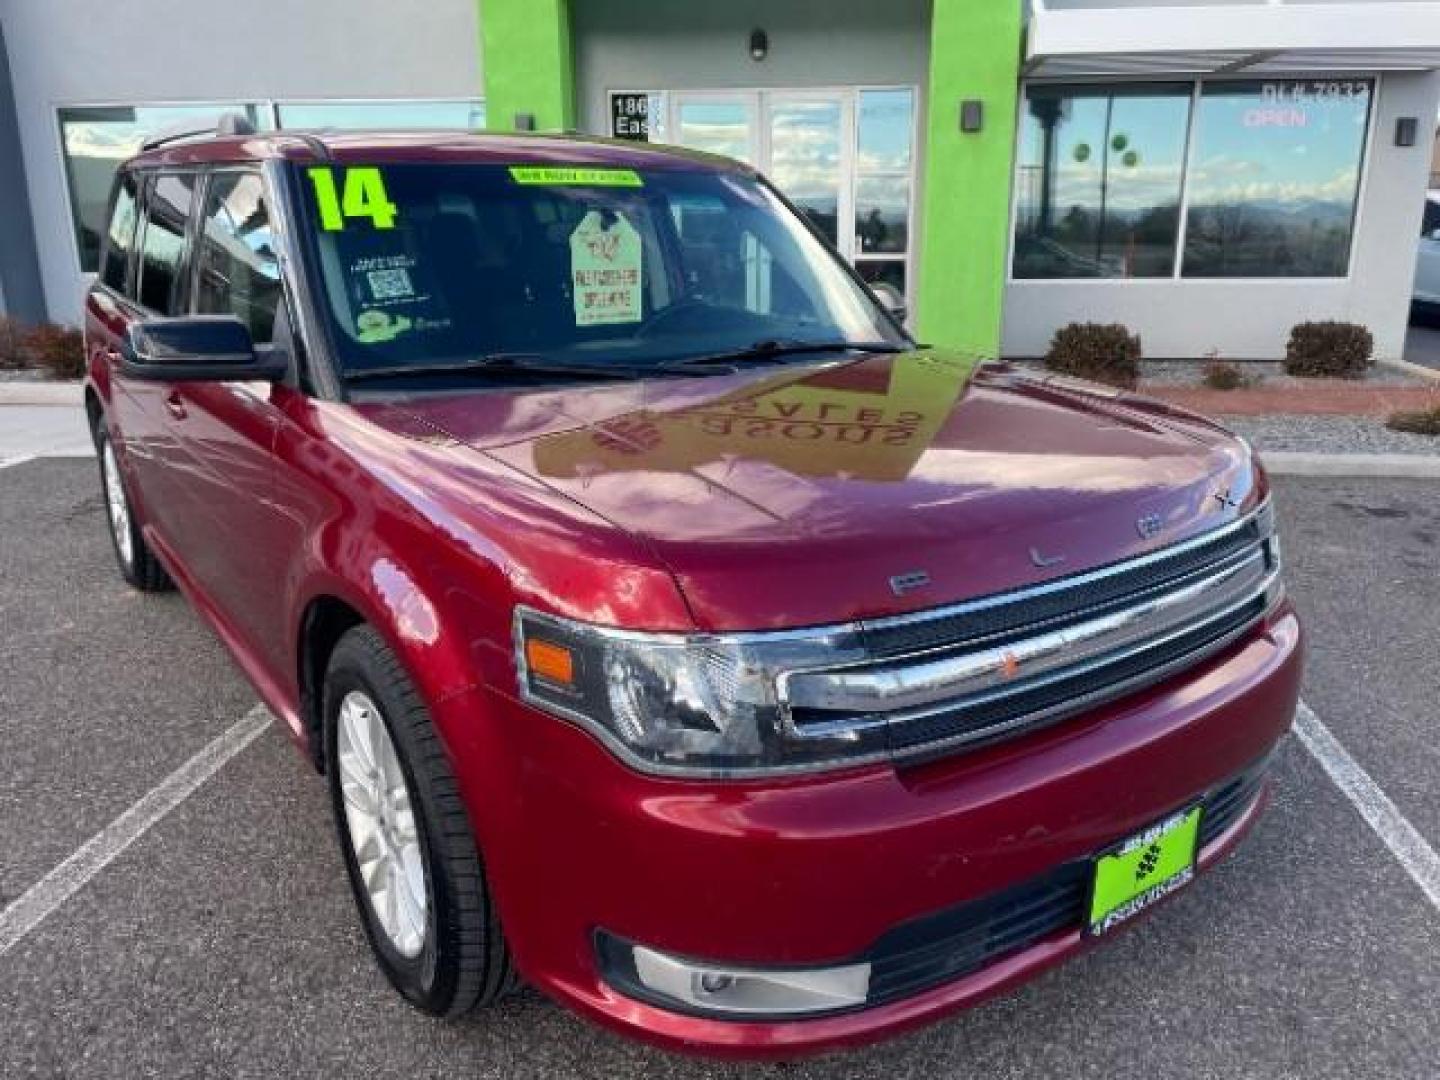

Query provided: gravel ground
[1006,358,1430,388]
[1219,414,1440,455]
[1139,360,1427,388]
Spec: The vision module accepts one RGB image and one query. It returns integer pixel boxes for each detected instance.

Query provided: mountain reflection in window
[1013,85,1191,280]
[1182,81,1371,279]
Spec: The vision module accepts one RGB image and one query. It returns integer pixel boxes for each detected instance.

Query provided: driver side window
[192,171,282,342]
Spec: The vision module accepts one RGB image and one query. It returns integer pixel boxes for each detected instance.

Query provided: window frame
[1007,74,1380,285]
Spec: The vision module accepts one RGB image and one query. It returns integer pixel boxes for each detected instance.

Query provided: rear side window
[192,171,282,342]
[136,172,198,315]
[100,171,140,295]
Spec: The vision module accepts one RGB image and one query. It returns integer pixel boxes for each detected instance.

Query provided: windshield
[292,162,907,380]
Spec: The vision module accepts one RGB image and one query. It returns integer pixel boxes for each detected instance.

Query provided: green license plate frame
[1087,805,1203,937]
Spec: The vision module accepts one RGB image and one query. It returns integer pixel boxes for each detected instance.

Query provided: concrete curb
[1378,357,1440,383]
[0,380,83,406]
[1264,451,1440,478]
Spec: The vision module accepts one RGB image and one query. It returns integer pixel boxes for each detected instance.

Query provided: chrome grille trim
[861,502,1273,658]
[777,502,1280,754]
[783,553,1271,722]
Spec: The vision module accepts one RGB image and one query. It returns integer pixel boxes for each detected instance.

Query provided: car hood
[358,352,1261,632]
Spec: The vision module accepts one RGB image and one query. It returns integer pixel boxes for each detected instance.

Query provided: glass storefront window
[769,99,843,245]
[857,89,913,172]
[855,88,914,297]
[855,174,909,255]
[276,100,485,131]
[857,259,906,298]
[1182,80,1371,278]
[59,104,269,273]
[1012,84,1192,279]
[675,101,756,165]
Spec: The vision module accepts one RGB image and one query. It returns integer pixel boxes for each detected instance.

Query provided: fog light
[598,932,871,1017]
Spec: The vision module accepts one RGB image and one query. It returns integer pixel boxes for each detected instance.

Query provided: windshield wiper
[344,353,651,383]
[659,339,907,371]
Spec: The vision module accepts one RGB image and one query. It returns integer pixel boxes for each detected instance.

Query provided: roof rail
[283,132,333,162]
[140,111,257,151]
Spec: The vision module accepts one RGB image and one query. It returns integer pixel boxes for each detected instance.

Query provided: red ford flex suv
[83,122,1301,1058]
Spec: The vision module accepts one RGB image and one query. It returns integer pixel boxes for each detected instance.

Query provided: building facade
[1,0,1437,360]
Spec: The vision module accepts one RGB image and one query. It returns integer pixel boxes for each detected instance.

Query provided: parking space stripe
[0,705,272,959]
[0,454,38,470]
[1295,701,1440,912]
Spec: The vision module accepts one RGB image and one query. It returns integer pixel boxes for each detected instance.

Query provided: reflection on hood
[531,353,979,484]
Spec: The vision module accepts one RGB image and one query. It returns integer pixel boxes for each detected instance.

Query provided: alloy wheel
[101,440,133,568]
[336,690,429,958]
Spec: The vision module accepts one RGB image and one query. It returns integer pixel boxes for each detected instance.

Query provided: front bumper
[448,603,1301,1059]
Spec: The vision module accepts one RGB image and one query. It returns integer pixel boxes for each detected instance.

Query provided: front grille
[863,757,1271,1006]
[884,594,1268,753]
[781,505,1280,762]
[864,512,1266,659]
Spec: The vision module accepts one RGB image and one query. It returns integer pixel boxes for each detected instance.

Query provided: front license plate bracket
[1086,805,1202,937]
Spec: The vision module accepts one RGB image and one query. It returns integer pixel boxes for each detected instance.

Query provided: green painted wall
[915,0,1023,355]
[481,0,575,132]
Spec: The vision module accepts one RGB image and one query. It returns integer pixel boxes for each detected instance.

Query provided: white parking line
[0,454,38,470]
[1,696,1433,963]
[1295,701,1440,912]
[0,705,272,959]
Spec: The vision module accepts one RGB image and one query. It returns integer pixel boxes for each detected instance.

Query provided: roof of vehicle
[126,129,748,174]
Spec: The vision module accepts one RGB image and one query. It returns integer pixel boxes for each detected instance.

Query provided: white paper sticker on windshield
[570,210,642,326]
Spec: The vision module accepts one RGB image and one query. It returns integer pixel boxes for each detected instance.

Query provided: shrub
[1385,406,1440,436]
[1283,321,1373,378]
[1043,322,1141,389]
[1201,360,1259,391]
[21,323,86,380]
[0,316,26,370]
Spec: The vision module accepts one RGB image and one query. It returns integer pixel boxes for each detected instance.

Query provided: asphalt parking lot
[1,455,1437,1079]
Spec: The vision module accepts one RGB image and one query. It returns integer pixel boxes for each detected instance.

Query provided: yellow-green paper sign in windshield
[508,166,642,187]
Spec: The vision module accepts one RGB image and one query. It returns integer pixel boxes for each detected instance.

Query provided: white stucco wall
[0,0,483,323]
[1002,70,1440,361]
[571,0,932,135]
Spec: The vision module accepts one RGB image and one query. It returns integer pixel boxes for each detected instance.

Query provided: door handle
[164,391,188,420]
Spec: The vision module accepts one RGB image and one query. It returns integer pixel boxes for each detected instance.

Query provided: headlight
[514,607,877,777]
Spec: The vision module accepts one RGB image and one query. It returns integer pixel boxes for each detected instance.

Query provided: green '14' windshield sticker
[508,166,643,188]
[308,166,399,231]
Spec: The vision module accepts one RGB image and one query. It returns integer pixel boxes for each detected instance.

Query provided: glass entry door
[672,93,759,166]
[668,90,904,272]
[667,88,913,301]
[673,91,853,254]
[765,93,851,255]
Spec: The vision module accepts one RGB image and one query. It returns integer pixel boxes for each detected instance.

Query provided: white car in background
[1415,191,1440,320]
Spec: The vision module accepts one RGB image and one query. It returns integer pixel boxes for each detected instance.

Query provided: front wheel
[95,424,171,592]
[323,625,518,1016]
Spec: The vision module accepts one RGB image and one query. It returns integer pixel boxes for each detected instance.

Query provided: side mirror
[119,316,286,382]
[870,281,909,325]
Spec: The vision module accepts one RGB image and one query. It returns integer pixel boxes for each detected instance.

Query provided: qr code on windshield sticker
[367,268,414,301]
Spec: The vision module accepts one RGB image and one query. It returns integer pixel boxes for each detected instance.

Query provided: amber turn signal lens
[525,638,575,686]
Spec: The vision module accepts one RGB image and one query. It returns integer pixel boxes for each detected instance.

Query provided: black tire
[323,624,518,1016]
[95,423,172,592]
